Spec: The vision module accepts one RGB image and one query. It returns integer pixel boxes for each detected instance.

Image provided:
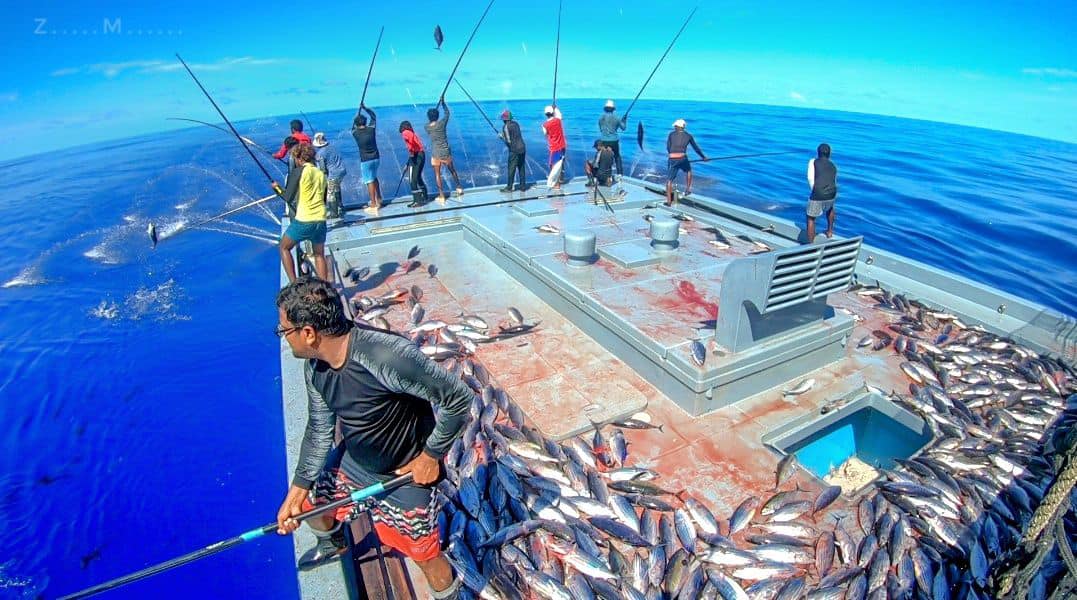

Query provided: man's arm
[618,114,627,131]
[441,101,450,125]
[807,159,815,190]
[293,364,336,489]
[273,139,289,160]
[364,106,377,127]
[689,134,705,159]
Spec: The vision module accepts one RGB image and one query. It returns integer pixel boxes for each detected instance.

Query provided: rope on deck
[997,428,1077,598]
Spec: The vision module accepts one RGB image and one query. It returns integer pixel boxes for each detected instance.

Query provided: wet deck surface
[287,178,1062,598]
[324,181,911,519]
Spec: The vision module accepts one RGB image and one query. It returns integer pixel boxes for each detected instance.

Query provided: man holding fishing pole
[352,104,383,214]
[273,119,312,159]
[400,121,430,207]
[425,99,465,203]
[499,110,528,192]
[543,105,567,191]
[665,118,706,206]
[278,144,328,282]
[275,277,471,599]
[598,100,627,179]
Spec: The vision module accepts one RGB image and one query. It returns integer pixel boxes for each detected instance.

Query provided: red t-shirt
[544,117,566,152]
[272,131,313,159]
[402,129,424,154]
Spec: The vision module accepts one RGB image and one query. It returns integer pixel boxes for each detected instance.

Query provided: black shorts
[667,157,691,180]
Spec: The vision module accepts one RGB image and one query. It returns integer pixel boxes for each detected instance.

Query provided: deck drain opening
[581,403,602,413]
[765,393,932,495]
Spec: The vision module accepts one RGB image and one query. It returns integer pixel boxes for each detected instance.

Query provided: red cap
[500,110,512,120]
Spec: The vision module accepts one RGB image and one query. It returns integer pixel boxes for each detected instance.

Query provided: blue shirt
[599,112,626,142]
[315,144,348,181]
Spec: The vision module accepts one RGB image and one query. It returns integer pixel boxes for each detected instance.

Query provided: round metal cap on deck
[650,218,680,251]
[564,231,597,266]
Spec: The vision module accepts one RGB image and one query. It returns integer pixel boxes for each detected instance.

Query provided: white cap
[604,99,615,109]
[544,105,555,115]
[673,119,686,128]
[312,132,329,147]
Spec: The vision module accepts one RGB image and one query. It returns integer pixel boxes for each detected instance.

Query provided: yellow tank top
[295,163,326,222]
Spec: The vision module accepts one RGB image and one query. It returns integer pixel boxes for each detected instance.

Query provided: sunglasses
[275,324,301,338]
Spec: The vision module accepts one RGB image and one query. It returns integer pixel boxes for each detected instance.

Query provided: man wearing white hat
[542,105,566,191]
[598,99,627,180]
[313,132,347,219]
[665,118,706,206]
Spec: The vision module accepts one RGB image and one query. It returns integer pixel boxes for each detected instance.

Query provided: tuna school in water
[339,245,1075,600]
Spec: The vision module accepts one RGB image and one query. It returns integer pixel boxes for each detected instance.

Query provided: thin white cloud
[51,56,285,78]
[0,92,17,102]
[1022,67,1077,78]
[790,91,806,102]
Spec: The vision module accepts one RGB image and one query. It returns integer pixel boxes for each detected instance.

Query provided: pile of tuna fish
[338,249,1076,599]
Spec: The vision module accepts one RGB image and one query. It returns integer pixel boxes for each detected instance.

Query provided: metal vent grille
[763,237,862,313]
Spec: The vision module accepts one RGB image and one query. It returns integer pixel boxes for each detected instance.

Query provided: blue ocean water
[0,98,1074,598]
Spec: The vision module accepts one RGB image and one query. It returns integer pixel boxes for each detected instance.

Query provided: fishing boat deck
[281,177,1075,599]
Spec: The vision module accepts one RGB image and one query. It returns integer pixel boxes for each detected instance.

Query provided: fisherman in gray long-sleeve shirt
[312,132,347,219]
[425,99,464,203]
[274,278,470,598]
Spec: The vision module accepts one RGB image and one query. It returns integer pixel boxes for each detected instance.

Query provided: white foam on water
[123,278,190,321]
[89,299,121,320]
[174,199,196,210]
[0,560,43,598]
[123,214,138,223]
[3,228,106,287]
[2,265,46,288]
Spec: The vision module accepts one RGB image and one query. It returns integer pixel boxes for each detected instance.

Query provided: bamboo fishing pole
[621,6,698,120]
[57,475,414,599]
[436,0,496,104]
[175,54,285,198]
[454,79,499,135]
[165,117,280,160]
[690,150,802,163]
[552,0,562,106]
[358,26,385,109]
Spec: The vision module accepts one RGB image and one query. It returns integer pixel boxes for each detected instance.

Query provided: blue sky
[3,0,1076,161]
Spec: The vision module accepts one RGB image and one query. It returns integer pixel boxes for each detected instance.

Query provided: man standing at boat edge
[274,119,312,159]
[499,110,528,192]
[312,133,347,220]
[425,99,465,204]
[806,142,838,242]
[543,105,567,191]
[665,118,706,206]
[275,277,470,599]
[352,104,382,215]
[598,99,627,180]
[400,120,430,207]
[278,143,328,282]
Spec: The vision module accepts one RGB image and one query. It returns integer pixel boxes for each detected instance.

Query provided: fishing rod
[690,150,801,163]
[392,162,411,200]
[453,79,499,135]
[165,117,280,160]
[57,474,413,600]
[300,110,316,134]
[149,193,279,248]
[552,0,562,105]
[622,6,698,120]
[354,189,589,225]
[358,26,385,109]
[175,54,284,198]
[436,0,496,103]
